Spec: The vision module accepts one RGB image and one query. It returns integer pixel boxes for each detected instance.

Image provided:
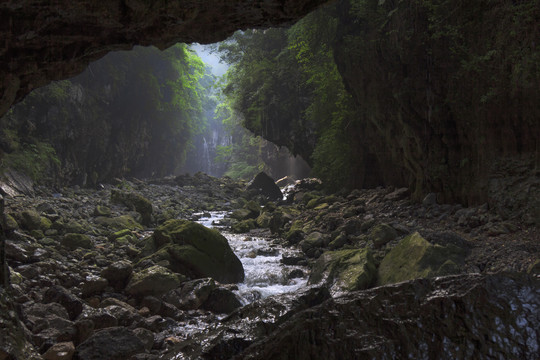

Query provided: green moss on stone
[231,219,257,233]
[40,216,52,230]
[149,219,244,283]
[111,189,153,225]
[308,248,376,293]
[95,215,143,231]
[377,232,467,286]
[61,233,93,250]
[126,265,184,296]
[4,214,18,230]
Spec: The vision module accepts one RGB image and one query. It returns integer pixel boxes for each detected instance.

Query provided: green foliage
[1,141,60,182]
[1,44,213,184]
[212,91,267,180]
[217,6,359,189]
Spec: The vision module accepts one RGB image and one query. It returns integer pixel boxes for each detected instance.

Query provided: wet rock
[146,219,244,284]
[42,341,75,360]
[246,172,282,200]
[235,274,539,360]
[126,265,184,297]
[60,233,92,250]
[281,256,307,266]
[78,306,118,330]
[308,248,377,294]
[74,327,145,360]
[162,278,216,310]
[111,190,153,226]
[43,286,84,321]
[287,269,305,279]
[163,286,330,359]
[202,287,242,314]
[378,232,468,285]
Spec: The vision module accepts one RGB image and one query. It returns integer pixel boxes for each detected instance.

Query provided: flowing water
[195,211,308,304]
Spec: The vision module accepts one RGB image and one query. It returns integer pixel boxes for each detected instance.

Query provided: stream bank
[0,172,538,359]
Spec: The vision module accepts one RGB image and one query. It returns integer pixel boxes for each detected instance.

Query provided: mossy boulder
[378,232,467,286]
[146,219,244,284]
[95,215,143,231]
[231,200,260,221]
[256,212,273,228]
[308,248,376,294]
[94,205,112,217]
[61,233,93,250]
[369,223,398,248]
[231,219,257,234]
[111,189,153,226]
[63,220,90,234]
[4,214,18,231]
[126,265,184,296]
[40,216,52,230]
[20,210,41,230]
[299,231,327,256]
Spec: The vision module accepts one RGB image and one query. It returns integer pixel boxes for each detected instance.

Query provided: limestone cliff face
[334,0,539,207]
[0,0,331,117]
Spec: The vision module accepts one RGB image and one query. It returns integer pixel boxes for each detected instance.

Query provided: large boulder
[308,248,377,294]
[234,274,540,360]
[378,232,467,285]
[247,172,282,200]
[144,219,244,284]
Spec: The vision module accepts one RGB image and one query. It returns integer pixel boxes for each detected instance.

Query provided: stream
[195,211,309,304]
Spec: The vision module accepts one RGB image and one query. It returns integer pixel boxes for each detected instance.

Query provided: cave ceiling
[0,0,332,117]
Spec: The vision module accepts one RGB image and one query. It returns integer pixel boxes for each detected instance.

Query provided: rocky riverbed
[0,172,538,359]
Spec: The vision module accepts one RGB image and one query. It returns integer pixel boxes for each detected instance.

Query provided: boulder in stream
[143,219,244,284]
[246,172,282,200]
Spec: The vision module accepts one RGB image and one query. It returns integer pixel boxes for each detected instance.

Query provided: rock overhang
[0,0,333,117]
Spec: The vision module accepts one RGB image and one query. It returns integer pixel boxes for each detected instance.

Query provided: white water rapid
[195,212,308,304]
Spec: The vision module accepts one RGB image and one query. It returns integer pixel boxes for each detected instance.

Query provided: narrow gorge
[0,1,538,359]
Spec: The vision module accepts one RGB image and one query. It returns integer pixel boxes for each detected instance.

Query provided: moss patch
[308,248,377,294]
[149,219,244,283]
[377,232,467,286]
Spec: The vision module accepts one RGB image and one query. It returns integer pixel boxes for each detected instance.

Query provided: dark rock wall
[334,0,540,205]
[0,0,331,117]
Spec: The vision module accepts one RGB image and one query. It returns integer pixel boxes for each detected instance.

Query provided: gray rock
[227,274,540,360]
[43,285,84,320]
[74,327,145,360]
[81,275,108,298]
[100,260,133,288]
[246,172,282,200]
